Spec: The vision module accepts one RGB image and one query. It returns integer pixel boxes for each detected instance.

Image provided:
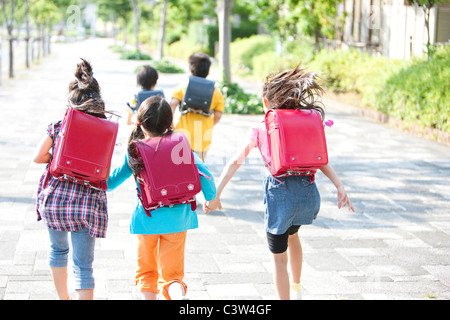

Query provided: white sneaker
[167,282,188,300]
[290,282,302,300]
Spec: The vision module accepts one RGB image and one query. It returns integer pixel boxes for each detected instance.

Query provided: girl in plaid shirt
[33,59,109,300]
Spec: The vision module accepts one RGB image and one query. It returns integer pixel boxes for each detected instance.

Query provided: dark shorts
[266,225,301,254]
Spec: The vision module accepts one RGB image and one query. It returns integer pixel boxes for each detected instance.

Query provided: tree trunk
[131,0,141,50]
[0,40,2,85]
[2,0,15,78]
[157,0,169,60]
[424,5,431,57]
[123,22,127,46]
[25,0,30,68]
[216,0,232,83]
[8,36,13,78]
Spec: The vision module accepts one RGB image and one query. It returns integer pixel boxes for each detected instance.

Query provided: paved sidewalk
[0,38,449,300]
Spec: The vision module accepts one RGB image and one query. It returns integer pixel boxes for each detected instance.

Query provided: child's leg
[272,251,290,300]
[158,231,188,299]
[267,230,292,300]
[287,231,303,284]
[71,228,96,300]
[47,229,70,300]
[50,267,69,300]
[136,234,160,299]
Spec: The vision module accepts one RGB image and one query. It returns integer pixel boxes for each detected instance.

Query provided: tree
[31,0,59,60]
[130,0,142,50]
[157,0,168,60]
[1,0,19,78]
[97,0,132,45]
[216,0,232,82]
[407,0,446,58]
[50,0,77,37]
[236,0,340,50]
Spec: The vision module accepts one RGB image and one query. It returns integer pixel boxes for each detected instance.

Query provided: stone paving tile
[0,37,449,300]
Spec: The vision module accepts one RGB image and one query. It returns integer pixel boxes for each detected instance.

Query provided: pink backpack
[134,132,203,216]
[265,108,328,177]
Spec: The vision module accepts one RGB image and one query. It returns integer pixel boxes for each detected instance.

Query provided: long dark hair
[67,58,107,119]
[127,95,174,174]
[262,65,325,118]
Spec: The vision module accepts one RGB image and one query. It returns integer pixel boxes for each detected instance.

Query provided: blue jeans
[47,228,96,290]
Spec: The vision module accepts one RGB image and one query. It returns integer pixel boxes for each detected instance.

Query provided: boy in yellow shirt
[170,52,224,161]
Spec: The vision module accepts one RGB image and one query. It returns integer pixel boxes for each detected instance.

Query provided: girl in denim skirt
[209,66,355,300]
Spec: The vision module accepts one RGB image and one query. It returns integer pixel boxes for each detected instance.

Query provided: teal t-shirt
[107,152,216,235]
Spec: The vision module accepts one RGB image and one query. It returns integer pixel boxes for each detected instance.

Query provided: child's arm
[169,98,180,114]
[107,154,133,191]
[203,198,221,213]
[215,140,254,199]
[213,111,223,125]
[33,135,53,164]
[203,141,253,214]
[319,164,355,212]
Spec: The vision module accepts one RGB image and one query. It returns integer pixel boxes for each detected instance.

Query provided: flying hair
[262,65,325,118]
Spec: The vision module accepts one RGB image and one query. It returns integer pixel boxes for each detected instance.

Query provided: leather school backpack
[133,131,203,216]
[136,90,165,110]
[265,108,328,177]
[129,90,165,113]
[179,75,215,116]
[49,107,119,191]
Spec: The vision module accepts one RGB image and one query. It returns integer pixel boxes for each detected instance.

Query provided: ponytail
[127,125,146,175]
[67,58,116,119]
[68,59,100,103]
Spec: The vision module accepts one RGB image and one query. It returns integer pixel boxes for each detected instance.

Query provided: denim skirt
[263,175,320,235]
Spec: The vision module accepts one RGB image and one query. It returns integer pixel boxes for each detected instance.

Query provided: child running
[126,65,165,125]
[33,59,109,300]
[209,66,355,300]
[107,95,220,300]
[170,52,224,161]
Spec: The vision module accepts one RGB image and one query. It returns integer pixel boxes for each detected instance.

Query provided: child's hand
[337,185,355,212]
[203,198,222,214]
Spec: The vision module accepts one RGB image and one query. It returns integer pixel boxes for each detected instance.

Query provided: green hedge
[234,34,449,132]
[308,46,449,132]
[375,46,449,132]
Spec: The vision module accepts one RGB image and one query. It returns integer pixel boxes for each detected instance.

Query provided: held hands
[337,185,355,212]
[203,198,222,214]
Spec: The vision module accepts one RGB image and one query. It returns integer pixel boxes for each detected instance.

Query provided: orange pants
[135,232,187,297]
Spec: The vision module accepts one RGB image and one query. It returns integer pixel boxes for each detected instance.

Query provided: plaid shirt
[36,121,108,238]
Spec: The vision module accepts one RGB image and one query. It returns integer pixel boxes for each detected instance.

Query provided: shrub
[216,78,264,114]
[167,38,206,61]
[134,60,185,74]
[151,59,185,73]
[230,35,275,74]
[307,46,449,133]
[120,50,152,60]
[375,46,449,132]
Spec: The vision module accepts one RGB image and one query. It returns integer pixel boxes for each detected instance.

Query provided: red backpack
[265,108,328,177]
[50,107,119,191]
[133,132,204,216]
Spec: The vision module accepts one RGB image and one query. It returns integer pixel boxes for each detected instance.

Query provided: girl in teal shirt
[107,96,219,300]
